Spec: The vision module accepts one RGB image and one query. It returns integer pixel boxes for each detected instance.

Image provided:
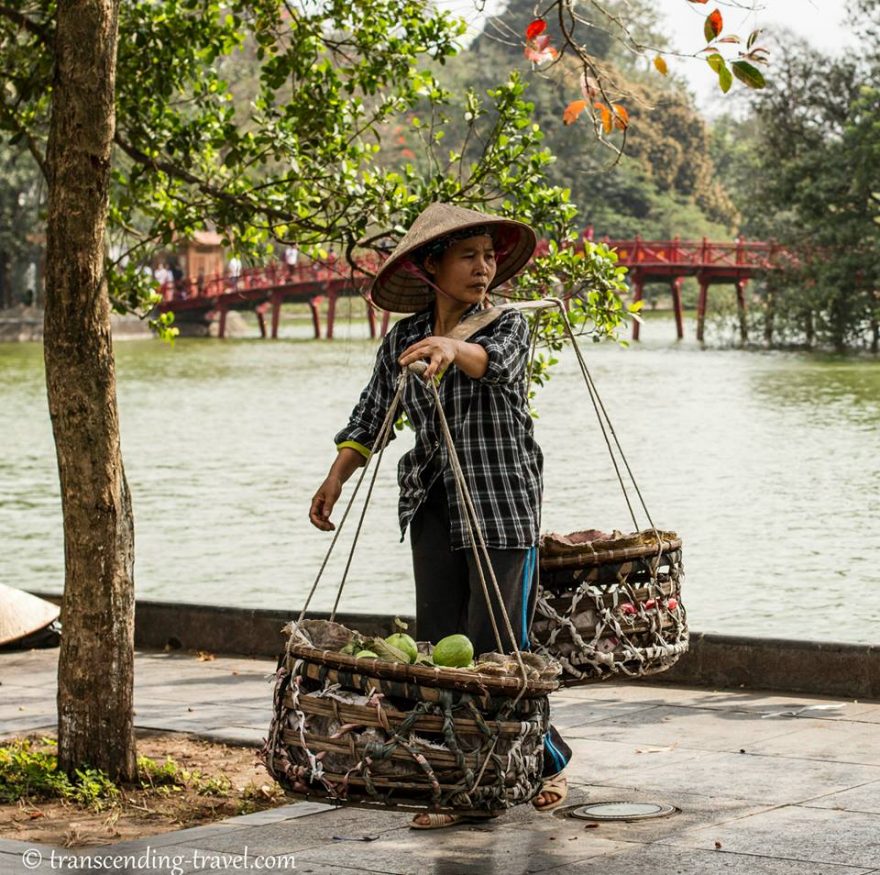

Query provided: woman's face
[425,234,497,305]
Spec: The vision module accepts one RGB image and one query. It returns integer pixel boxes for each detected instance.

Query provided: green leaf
[731,60,766,89]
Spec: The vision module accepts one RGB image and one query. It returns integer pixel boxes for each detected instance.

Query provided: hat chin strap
[399,258,449,301]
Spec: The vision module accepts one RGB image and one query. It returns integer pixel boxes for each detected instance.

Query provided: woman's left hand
[399,337,461,381]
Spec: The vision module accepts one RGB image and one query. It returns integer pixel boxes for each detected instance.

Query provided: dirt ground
[0,732,286,848]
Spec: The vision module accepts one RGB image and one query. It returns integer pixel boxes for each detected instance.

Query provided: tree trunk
[44,0,136,781]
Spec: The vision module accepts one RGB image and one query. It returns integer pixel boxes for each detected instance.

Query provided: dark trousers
[410,479,571,777]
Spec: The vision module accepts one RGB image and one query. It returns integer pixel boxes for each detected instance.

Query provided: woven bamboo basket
[262,621,558,814]
[530,529,688,685]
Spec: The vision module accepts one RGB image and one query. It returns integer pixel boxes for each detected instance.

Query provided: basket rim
[540,535,682,570]
[286,642,558,697]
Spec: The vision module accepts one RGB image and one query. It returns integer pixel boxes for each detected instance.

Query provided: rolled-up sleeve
[333,332,398,455]
[472,310,529,385]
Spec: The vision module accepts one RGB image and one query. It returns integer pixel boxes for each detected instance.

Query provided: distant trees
[0,145,44,308]
[713,6,879,350]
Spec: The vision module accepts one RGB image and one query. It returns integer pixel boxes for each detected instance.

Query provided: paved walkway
[2,648,879,874]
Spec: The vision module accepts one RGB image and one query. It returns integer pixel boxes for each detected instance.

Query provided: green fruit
[432,634,474,668]
[355,650,379,659]
[384,633,418,664]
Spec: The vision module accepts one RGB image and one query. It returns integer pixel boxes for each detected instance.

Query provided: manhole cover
[569,801,677,822]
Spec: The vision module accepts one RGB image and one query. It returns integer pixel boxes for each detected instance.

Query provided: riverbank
[0,305,153,342]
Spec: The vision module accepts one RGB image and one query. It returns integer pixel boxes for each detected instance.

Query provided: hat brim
[0,585,60,646]
[370,208,537,314]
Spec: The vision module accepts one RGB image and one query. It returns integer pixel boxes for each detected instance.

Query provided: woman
[309,203,570,828]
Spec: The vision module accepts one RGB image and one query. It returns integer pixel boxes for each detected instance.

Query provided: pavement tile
[294,820,625,875]
[584,684,870,720]
[746,720,880,766]
[657,804,880,870]
[801,780,880,816]
[532,843,876,874]
[185,805,404,856]
[549,699,660,730]
[560,703,805,753]
[563,737,880,806]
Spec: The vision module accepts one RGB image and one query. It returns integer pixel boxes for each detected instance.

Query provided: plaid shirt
[335,306,543,549]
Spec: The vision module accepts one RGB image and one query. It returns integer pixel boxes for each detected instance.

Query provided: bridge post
[270,291,282,339]
[308,296,323,339]
[326,290,337,340]
[764,284,775,345]
[366,300,377,339]
[670,277,684,340]
[255,302,268,339]
[696,278,709,342]
[735,279,749,344]
[217,305,228,340]
[631,274,643,341]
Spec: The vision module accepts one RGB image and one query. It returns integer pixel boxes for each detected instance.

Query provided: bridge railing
[603,237,793,270]
[156,240,796,305]
[158,256,379,304]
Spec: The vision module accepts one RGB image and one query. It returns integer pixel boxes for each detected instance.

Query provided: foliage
[138,754,232,796]
[0,739,243,808]
[0,0,638,342]
[0,738,120,809]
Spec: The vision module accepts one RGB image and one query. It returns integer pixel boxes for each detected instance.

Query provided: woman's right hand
[309,476,342,531]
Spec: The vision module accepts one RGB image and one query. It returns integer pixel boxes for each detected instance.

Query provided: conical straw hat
[0,584,60,646]
[370,203,537,313]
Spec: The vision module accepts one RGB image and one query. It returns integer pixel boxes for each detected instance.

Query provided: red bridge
[157,238,792,341]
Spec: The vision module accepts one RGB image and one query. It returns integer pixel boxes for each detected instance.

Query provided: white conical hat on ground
[0,585,60,646]
[370,202,538,313]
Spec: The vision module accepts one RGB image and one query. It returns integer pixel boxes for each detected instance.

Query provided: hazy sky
[441,0,857,113]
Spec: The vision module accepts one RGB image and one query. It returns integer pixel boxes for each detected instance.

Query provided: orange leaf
[525,18,546,40]
[653,55,668,75]
[704,9,723,41]
[563,99,588,125]
[688,0,708,3]
[612,104,629,130]
[594,102,613,135]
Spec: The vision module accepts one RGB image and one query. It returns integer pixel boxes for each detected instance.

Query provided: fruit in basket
[432,634,474,668]
[384,633,419,664]
[365,636,410,663]
[355,649,379,659]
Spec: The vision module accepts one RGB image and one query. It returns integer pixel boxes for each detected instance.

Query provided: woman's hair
[414,225,495,273]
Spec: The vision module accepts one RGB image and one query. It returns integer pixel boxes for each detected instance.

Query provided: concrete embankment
[28,595,880,701]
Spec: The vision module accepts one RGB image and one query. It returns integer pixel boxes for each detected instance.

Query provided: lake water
[2,312,878,644]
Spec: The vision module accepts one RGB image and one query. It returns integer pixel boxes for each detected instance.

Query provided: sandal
[532,773,568,813]
[410,812,499,830]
